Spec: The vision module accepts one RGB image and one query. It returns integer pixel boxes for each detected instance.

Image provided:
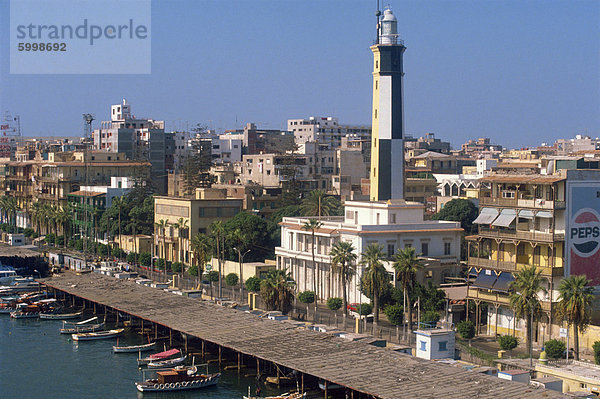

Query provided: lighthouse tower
[370,7,406,201]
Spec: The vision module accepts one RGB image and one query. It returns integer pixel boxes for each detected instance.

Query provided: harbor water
[0,315,285,399]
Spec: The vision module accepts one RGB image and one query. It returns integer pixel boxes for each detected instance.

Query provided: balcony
[467,288,552,311]
[468,257,564,277]
[479,196,564,210]
[478,226,564,242]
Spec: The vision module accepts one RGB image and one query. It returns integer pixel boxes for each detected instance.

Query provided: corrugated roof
[42,273,565,399]
[67,191,105,197]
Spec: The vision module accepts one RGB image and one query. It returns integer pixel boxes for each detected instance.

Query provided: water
[0,316,284,399]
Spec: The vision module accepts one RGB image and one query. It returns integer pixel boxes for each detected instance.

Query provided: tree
[190,233,211,278]
[430,198,478,234]
[182,131,213,195]
[509,264,547,357]
[126,252,137,264]
[245,276,261,293]
[557,275,594,361]
[384,304,404,326]
[29,201,43,247]
[228,227,250,301]
[138,252,152,267]
[260,269,295,314]
[155,219,169,267]
[498,335,518,354]
[360,244,388,325]
[173,217,189,281]
[593,341,600,365]
[54,206,72,249]
[302,218,322,305]
[171,262,183,273]
[421,310,440,327]
[207,270,220,299]
[300,190,339,218]
[392,247,424,335]
[298,290,316,318]
[226,272,239,287]
[457,320,475,343]
[223,212,270,262]
[329,241,357,318]
[356,303,373,316]
[544,339,566,359]
[210,220,226,298]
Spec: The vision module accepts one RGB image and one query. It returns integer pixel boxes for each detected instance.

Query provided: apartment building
[467,169,600,344]
[288,116,371,148]
[275,200,463,303]
[153,188,243,264]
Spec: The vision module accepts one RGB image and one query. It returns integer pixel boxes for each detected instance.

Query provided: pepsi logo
[569,208,600,258]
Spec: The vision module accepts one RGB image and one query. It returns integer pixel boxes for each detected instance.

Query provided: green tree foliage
[430,198,478,234]
[99,187,155,239]
[259,269,295,314]
[393,246,424,333]
[360,244,389,324]
[112,247,126,258]
[330,241,357,316]
[267,205,303,244]
[225,273,239,286]
[223,212,271,261]
[300,190,341,218]
[245,276,261,293]
[156,258,166,270]
[457,320,475,340]
[297,290,315,305]
[498,335,518,351]
[544,339,566,359]
[171,262,183,273]
[327,297,343,312]
[384,304,404,325]
[182,128,213,195]
[356,303,373,316]
[207,270,220,282]
[411,282,447,312]
[138,252,152,267]
[187,264,199,276]
[557,275,594,361]
[420,310,440,327]
[593,341,600,365]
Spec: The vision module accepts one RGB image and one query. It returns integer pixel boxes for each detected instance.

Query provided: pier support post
[184,334,188,353]
[169,329,173,347]
[301,373,304,393]
[141,319,144,334]
[324,381,328,398]
[256,358,260,376]
[276,366,280,387]
[93,302,96,314]
[72,295,75,307]
[237,352,241,372]
[116,311,119,328]
[154,323,158,340]
[201,340,205,358]
[218,346,222,366]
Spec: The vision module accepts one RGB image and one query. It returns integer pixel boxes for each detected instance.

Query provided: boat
[147,355,187,368]
[72,328,125,341]
[135,365,220,392]
[318,380,343,391]
[10,310,39,319]
[113,341,156,353]
[40,311,83,320]
[60,317,105,334]
[244,388,306,399]
[137,348,182,366]
[265,376,295,387]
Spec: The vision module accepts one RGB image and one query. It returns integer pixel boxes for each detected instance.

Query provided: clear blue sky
[1,0,598,149]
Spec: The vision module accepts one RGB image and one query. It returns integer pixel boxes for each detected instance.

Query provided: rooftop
[479,175,566,184]
[41,273,564,399]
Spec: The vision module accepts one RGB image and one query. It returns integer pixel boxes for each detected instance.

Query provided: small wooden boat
[40,311,83,320]
[113,341,156,353]
[135,365,220,392]
[265,376,295,387]
[147,355,187,368]
[137,348,181,366]
[244,389,306,399]
[72,328,125,341]
[10,310,39,319]
[60,322,105,334]
[318,381,343,391]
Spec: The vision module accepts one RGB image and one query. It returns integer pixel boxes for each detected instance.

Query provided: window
[389,213,396,224]
[387,244,395,258]
[420,341,426,351]
[421,242,429,256]
[499,243,505,261]
[375,80,378,90]
[444,242,451,256]
[438,341,447,351]
[405,243,412,249]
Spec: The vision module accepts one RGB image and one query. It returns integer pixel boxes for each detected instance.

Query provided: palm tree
[392,247,424,334]
[190,233,211,277]
[173,217,189,283]
[1,196,19,232]
[210,221,225,298]
[509,264,547,357]
[557,275,594,361]
[55,206,72,249]
[302,218,322,307]
[112,196,125,257]
[230,228,250,301]
[154,219,170,264]
[29,201,43,247]
[260,269,295,313]
[359,243,388,325]
[301,190,338,219]
[329,241,357,318]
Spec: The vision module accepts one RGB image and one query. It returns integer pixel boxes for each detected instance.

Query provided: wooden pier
[42,273,562,398]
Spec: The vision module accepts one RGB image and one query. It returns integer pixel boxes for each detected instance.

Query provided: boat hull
[135,373,220,392]
[147,355,187,368]
[113,342,156,353]
[10,312,39,319]
[60,323,105,334]
[72,328,124,341]
[40,312,83,320]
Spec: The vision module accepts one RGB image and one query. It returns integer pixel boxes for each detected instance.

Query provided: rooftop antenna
[375,0,382,44]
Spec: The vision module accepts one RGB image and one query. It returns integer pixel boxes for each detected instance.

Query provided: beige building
[153,188,243,264]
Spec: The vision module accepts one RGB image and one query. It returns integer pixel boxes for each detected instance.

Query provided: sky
[0,0,598,149]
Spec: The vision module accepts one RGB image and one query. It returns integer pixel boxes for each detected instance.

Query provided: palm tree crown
[301,190,338,218]
[330,240,357,316]
[392,247,424,332]
[557,275,594,360]
[359,243,388,324]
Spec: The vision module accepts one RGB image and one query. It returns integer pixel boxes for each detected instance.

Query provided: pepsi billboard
[567,182,600,286]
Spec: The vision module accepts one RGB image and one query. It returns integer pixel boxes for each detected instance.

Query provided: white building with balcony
[275,200,463,303]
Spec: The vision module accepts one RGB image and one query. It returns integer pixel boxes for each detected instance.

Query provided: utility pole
[82,114,95,270]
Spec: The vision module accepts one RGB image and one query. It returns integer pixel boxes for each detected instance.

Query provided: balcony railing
[468,257,564,277]
[467,288,552,311]
[479,196,564,210]
[478,226,563,242]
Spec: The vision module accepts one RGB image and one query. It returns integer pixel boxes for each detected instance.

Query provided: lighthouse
[370,7,406,201]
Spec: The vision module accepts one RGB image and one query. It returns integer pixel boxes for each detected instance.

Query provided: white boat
[244,390,306,399]
[113,341,156,353]
[10,310,39,319]
[0,266,18,285]
[135,365,220,392]
[40,311,83,320]
[147,355,187,368]
[72,328,125,341]
[60,322,105,334]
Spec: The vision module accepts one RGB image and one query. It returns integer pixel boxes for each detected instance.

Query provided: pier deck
[43,273,563,398]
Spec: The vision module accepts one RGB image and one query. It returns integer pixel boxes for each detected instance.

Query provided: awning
[536,211,553,218]
[492,209,517,227]
[473,208,499,224]
[471,270,497,290]
[492,272,515,292]
[518,210,534,219]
